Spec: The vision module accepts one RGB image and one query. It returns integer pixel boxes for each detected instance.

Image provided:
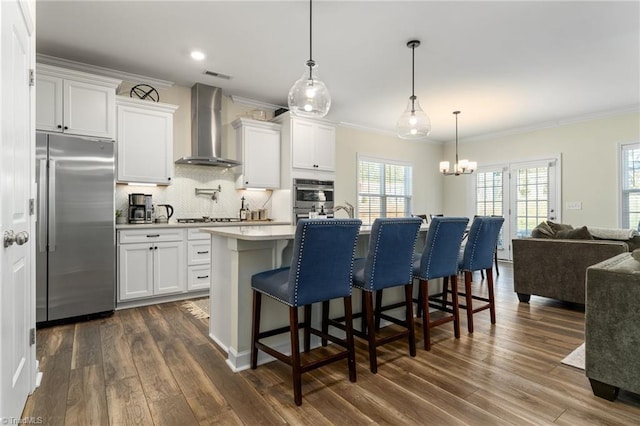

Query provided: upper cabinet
[232,117,281,189]
[36,64,121,139]
[274,111,336,183]
[116,96,178,185]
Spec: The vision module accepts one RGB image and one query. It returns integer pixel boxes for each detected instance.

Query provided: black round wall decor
[130,84,160,102]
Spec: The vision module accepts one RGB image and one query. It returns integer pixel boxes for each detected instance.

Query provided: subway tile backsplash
[115,165,273,219]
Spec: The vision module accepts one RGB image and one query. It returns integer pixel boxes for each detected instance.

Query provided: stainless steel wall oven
[292,178,334,222]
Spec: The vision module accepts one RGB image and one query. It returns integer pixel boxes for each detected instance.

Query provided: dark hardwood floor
[22,263,640,425]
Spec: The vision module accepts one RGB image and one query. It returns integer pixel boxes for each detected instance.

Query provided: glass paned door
[509,159,559,257]
[475,168,507,258]
[473,158,559,261]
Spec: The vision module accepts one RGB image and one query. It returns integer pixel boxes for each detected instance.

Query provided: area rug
[561,343,585,370]
[182,298,210,319]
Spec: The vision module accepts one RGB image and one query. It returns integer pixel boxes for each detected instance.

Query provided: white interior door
[1,0,35,421]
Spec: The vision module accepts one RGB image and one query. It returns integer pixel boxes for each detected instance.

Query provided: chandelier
[439,111,476,175]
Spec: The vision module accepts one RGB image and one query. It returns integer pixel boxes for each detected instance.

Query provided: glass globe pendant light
[396,40,431,139]
[288,0,331,118]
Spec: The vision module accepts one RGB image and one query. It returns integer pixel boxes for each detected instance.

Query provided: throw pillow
[555,226,593,240]
[531,221,554,238]
[547,221,573,233]
[632,249,640,262]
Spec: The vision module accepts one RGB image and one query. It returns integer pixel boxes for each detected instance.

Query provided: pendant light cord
[411,44,415,113]
[308,0,314,81]
[455,112,459,166]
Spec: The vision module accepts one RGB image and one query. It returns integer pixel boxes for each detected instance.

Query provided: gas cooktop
[177,217,240,223]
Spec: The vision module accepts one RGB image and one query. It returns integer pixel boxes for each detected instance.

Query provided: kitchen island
[201,223,427,372]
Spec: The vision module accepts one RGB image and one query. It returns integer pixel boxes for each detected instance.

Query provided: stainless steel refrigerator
[36,132,116,323]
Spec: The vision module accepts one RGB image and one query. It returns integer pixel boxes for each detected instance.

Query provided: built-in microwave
[292,178,334,221]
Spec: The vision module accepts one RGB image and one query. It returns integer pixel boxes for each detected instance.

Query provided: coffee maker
[128,193,153,224]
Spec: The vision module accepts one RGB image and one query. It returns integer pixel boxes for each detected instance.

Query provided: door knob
[4,230,29,248]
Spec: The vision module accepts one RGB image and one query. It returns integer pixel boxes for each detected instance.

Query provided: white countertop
[200,223,428,241]
[116,220,290,230]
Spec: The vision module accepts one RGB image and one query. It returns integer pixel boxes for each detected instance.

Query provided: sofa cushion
[531,221,554,238]
[548,221,573,233]
[555,226,593,240]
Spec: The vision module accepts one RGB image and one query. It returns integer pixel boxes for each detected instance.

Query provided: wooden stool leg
[289,306,302,406]
[343,296,357,382]
[416,283,423,317]
[405,283,416,357]
[494,249,500,276]
[451,275,461,338]
[441,276,449,309]
[304,305,311,353]
[420,279,432,350]
[251,291,261,369]
[321,300,329,347]
[465,271,474,333]
[374,289,383,330]
[363,290,377,373]
[487,268,496,324]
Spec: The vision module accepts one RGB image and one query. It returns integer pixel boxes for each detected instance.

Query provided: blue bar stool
[457,216,505,333]
[413,216,469,350]
[250,219,362,406]
[338,217,422,373]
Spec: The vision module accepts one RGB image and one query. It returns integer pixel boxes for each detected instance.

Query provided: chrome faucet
[333,201,355,218]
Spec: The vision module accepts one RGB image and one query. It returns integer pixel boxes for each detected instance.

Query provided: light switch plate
[566,201,582,210]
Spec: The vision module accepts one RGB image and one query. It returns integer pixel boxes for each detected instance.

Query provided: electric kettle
[155,204,174,223]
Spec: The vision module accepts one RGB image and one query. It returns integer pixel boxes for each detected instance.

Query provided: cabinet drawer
[118,228,185,244]
[188,241,211,265]
[188,228,212,241]
[187,265,211,291]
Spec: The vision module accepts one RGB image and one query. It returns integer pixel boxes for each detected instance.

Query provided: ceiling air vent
[204,70,232,80]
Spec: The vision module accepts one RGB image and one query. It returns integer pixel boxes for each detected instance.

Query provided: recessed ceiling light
[190,50,206,61]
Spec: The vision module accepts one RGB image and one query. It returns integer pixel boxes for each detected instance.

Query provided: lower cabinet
[117,229,186,302]
[187,228,211,291]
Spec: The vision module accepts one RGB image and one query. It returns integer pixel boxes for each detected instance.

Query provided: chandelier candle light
[288,0,331,118]
[396,40,431,139]
[440,111,477,175]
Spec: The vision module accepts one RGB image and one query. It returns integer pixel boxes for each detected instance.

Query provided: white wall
[442,111,640,228]
[334,126,444,218]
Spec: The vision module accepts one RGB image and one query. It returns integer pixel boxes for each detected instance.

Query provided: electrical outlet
[566,201,582,210]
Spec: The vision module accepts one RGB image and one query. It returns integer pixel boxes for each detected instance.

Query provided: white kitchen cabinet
[291,119,335,172]
[116,96,178,185]
[187,229,211,291]
[117,229,185,301]
[232,118,281,189]
[36,64,121,139]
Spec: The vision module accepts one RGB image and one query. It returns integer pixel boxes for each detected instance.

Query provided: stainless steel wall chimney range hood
[175,83,241,167]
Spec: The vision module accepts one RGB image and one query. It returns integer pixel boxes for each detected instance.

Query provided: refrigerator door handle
[38,159,47,252]
[49,159,56,252]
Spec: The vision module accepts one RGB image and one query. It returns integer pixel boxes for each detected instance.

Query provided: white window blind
[621,143,640,229]
[357,156,412,225]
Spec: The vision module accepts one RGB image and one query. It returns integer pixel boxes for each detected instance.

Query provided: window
[620,143,640,229]
[357,156,412,225]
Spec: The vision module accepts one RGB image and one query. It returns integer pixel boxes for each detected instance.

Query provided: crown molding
[36,54,175,88]
[338,121,443,145]
[229,95,284,111]
[455,105,640,145]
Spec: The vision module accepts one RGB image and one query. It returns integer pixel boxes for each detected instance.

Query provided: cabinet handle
[57,124,62,129]
[168,177,171,181]
[197,275,209,279]
[154,246,158,250]
[197,251,209,254]
[64,126,68,130]
[146,234,160,238]
[245,181,249,185]
[149,246,153,250]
